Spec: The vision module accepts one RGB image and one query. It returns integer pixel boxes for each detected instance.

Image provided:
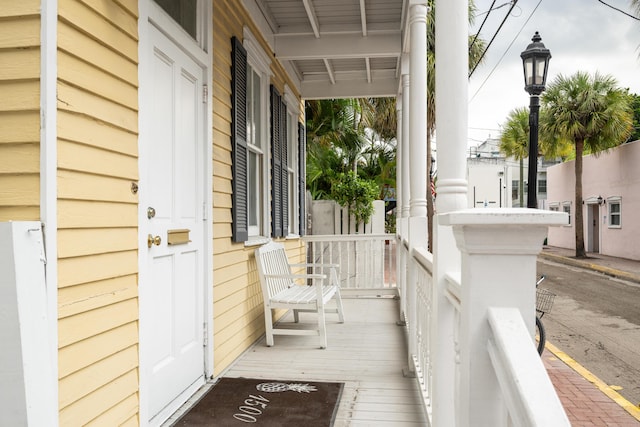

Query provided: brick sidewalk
[543,348,640,426]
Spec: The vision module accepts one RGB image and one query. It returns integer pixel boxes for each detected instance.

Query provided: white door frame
[137,1,213,425]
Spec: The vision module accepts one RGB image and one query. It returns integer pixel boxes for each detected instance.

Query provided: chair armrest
[289,263,340,268]
[263,273,327,280]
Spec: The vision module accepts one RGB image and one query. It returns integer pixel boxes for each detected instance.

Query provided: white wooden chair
[254,241,345,349]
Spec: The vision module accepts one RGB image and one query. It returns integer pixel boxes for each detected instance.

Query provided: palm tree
[541,71,633,258]
[499,108,529,207]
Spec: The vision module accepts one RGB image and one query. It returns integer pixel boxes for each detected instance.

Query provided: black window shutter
[270,85,283,238]
[231,37,248,243]
[298,122,306,236]
[281,100,289,236]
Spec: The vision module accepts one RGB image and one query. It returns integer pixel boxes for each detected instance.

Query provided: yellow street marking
[546,341,640,421]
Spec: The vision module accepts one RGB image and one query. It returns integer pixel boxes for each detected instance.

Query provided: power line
[596,0,640,20]
[469,0,544,103]
[469,0,519,78]
[470,0,498,52]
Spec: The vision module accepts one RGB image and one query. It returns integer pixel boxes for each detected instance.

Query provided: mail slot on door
[167,229,191,245]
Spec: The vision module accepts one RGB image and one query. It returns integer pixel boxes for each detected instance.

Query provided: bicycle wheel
[535,316,546,355]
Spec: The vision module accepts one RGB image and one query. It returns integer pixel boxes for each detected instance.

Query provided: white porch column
[404,0,429,376]
[432,0,468,424]
[401,64,411,238]
[440,209,567,426]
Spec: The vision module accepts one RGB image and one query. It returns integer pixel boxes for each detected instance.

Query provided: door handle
[147,234,161,248]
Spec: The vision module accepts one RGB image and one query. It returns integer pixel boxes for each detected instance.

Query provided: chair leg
[293,309,300,323]
[317,303,327,349]
[335,287,345,323]
[264,307,274,347]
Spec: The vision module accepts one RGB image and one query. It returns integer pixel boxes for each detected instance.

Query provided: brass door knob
[147,234,161,248]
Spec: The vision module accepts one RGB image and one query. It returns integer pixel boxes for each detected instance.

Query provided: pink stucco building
[546,140,640,261]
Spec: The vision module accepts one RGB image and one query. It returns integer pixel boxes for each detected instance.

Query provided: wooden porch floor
[223,297,428,426]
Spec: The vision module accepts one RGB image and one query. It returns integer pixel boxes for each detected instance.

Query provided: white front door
[144,24,206,422]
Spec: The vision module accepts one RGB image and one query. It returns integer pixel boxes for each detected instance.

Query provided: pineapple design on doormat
[256,382,318,393]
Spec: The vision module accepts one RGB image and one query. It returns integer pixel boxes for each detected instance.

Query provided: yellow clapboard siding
[212,223,232,239]
[213,175,232,194]
[214,315,264,356]
[0,0,40,17]
[58,199,137,229]
[212,112,232,143]
[58,140,138,181]
[58,275,137,319]
[214,319,263,377]
[85,393,138,427]
[58,322,138,378]
[78,0,138,39]
[58,169,138,203]
[112,0,138,18]
[0,48,39,81]
[58,22,137,86]
[58,299,138,348]
[213,192,231,209]
[213,274,250,302]
[57,110,138,156]
[0,143,39,173]
[0,174,39,204]
[212,207,232,223]
[215,288,261,327]
[213,259,251,285]
[0,206,39,221]
[59,345,138,409]
[58,51,138,110]
[120,414,139,427]
[58,250,138,289]
[59,0,138,62]
[213,248,248,269]
[0,80,39,111]
[213,159,232,179]
[0,16,40,49]
[57,82,138,132]
[212,132,231,157]
[58,227,137,258]
[0,111,39,143]
[211,235,240,255]
[59,368,138,427]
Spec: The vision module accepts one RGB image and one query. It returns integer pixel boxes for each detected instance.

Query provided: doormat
[173,377,344,426]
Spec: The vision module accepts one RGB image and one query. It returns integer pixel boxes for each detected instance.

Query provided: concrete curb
[539,252,640,285]
[546,341,640,421]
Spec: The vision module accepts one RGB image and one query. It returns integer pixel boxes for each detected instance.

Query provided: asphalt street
[537,258,640,406]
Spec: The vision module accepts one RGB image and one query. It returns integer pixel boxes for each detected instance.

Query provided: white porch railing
[303,234,396,297]
[306,210,571,426]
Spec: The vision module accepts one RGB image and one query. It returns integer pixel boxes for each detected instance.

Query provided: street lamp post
[521,31,551,208]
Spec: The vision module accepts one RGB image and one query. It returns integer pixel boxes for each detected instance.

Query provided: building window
[549,202,559,212]
[511,180,519,202]
[562,202,571,226]
[284,86,299,236]
[608,197,621,228]
[538,179,547,194]
[154,0,198,39]
[246,66,265,237]
[230,30,272,242]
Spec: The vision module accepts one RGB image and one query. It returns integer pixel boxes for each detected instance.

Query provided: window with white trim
[562,202,571,225]
[548,202,559,212]
[230,29,271,242]
[608,197,621,228]
[284,86,299,236]
[246,66,265,237]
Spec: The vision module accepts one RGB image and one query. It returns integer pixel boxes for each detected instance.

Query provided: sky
[466,0,640,148]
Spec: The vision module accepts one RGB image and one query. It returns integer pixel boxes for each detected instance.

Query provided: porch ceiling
[256,0,407,99]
